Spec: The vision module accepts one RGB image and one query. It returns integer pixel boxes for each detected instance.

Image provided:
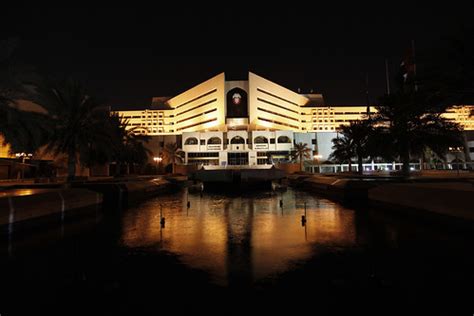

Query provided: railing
[203,164,273,170]
[306,162,474,174]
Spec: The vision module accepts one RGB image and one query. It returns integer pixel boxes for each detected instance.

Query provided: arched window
[230,136,245,144]
[184,137,198,145]
[207,137,222,145]
[254,136,268,144]
[277,136,292,143]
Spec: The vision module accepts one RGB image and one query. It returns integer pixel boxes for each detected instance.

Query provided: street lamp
[153,156,163,174]
[448,146,464,176]
[313,154,322,173]
[15,152,33,179]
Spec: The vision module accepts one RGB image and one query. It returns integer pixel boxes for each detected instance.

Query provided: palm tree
[0,38,48,155]
[332,120,373,174]
[106,113,151,176]
[31,79,112,181]
[329,135,354,172]
[376,91,462,175]
[292,142,311,171]
[162,143,183,174]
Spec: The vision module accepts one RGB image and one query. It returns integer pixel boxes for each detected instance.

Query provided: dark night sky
[2,4,474,109]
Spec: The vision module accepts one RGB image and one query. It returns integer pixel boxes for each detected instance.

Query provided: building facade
[114,72,474,166]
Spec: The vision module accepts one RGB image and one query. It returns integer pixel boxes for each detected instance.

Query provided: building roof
[150,96,173,110]
[300,94,325,107]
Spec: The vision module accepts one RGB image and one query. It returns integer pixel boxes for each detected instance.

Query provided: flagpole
[412,39,418,91]
[385,59,391,95]
[365,72,370,116]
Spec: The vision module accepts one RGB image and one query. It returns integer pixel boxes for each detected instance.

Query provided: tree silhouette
[292,142,311,171]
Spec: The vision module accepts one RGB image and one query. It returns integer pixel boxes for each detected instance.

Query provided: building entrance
[227,152,249,166]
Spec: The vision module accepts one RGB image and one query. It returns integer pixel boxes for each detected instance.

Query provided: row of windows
[188,152,219,158]
[176,118,217,131]
[184,136,292,145]
[257,97,300,115]
[258,117,299,129]
[175,89,217,109]
[176,99,217,117]
[176,108,217,124]
[312,126,336,130]
[256,88,300,107]
[257,107,299,122]
[313,119,334,123]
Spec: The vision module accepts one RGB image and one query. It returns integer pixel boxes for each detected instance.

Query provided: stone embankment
[0,176,174,233]
[289,173,474,225]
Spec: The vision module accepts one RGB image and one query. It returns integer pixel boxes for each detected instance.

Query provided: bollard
[301,202,307,226]
[160,204,165,227]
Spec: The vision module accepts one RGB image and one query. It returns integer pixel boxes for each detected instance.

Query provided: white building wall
[316,132,338,162]
[275,130,294,152]
[248,72,307,131]
[227,130,248,151]
[169,73,226,133]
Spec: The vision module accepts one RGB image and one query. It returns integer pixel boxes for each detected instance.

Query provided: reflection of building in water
[120,189,358,285]
[224,198,254,287]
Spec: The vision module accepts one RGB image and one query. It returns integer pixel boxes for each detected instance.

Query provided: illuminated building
[114,72,474,166]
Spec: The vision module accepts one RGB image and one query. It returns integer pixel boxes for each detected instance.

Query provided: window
[470,147,474,153]
[188,152,219,158]
[200,139,205,145]
[254,136,268,144]
[270,138,275,144]
[227,152,249,165]
[207,137,222,145]
[230,136,245,144]
[277,136,292,143]
[184,137,198,145]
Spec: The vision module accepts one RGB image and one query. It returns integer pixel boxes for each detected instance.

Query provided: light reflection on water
[121,188,357,285]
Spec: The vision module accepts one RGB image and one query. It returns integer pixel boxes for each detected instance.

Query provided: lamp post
[448,146,464,176]
[313,154,322,173]
[15,152,32,179]
[153,156,163,174]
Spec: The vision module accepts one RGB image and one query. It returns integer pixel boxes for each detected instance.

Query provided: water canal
[1,187,473,314]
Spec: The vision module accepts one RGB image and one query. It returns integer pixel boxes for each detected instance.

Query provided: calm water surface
[121,188,357,285]
[1,187,473,314]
